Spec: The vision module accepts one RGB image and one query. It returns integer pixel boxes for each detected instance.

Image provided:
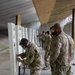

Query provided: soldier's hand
[16,54,22,57]
[16,57,23,63]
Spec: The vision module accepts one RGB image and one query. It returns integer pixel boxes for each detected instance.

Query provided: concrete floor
[0,49,11,75]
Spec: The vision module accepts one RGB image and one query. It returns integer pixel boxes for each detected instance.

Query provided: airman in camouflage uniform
[37,33,43,47]
[49,23,73,75]
[41,31,46,48]
[37,31,46,48]
[43,31,51,70]
[16,38,42,75]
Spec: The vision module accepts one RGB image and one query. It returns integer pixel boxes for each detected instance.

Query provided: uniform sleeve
[22,50,35,65]
[20,53,26,59]
[47,36,51,51]
[50,37,62,63]
[70,41,74,61]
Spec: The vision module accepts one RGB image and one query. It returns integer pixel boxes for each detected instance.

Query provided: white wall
[22,15,72,35]
[23,21,41,30]
[63,22,72,36]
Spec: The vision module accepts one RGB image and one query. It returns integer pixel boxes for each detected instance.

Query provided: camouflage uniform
[37,34,42,47]
[64,33,74,62]
[64,32,74,75]
[20,42,42,75]
[50,32,70,75]
[37,33,45,48]
[41,33,46,48]
[43,35,51,69]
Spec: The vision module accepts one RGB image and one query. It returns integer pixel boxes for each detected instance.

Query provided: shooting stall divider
[8,23,18,75]
[8,23,39,75]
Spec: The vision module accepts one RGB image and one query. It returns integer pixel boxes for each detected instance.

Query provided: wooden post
[72,9,75,48]
[16,15,21,26]
[16,15,21,75]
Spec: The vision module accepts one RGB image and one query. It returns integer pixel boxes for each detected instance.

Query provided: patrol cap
[53,23,62,35]
[53,23,61,30]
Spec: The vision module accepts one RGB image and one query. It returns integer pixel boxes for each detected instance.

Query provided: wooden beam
[33,0,56,25]
[16,15,21,26]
